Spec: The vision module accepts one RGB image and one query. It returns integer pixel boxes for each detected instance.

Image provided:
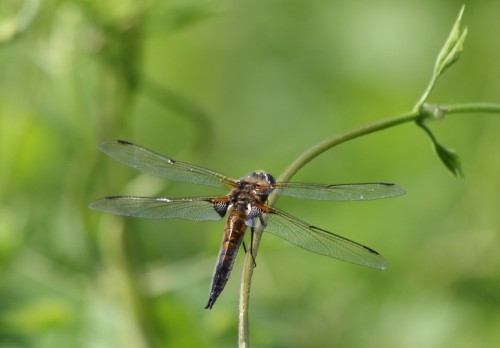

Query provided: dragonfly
[89,140,405,309]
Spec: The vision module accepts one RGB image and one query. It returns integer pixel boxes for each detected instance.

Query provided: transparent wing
[261,207,387,269]
[99,140,236,189]
[273,182,405,201]
[89,196,229,221]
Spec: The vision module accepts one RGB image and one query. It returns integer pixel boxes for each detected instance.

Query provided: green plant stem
[435,103,500,115]
[237,102,500,347]
[414,75,439,111]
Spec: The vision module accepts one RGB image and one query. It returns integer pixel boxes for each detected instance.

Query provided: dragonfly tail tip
[204,297,216,310]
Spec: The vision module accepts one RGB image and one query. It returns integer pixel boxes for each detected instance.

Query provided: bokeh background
[1,1,499,347]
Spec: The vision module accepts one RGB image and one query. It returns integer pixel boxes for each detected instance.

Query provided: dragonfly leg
[248,228,257,268]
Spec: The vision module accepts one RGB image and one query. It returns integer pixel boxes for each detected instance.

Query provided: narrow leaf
[414,6,468,110]
[434,141,464,177]
[434,5,468,76]
[416,120,464,177]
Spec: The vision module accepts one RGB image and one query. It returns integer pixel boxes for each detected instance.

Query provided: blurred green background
[1,0,500,347]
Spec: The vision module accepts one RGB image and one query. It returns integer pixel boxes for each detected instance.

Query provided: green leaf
[434,5,468,77]
[434,141,464,177]
[413,6,468,111]
[416,120,464,177]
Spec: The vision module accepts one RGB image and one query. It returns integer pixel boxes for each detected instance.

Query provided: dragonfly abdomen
[205,209,247,309]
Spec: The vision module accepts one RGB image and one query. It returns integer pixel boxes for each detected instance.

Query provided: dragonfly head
[243,171,276,187]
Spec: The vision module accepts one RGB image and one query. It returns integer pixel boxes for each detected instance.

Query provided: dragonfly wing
[261,207,387,269]
[99,140,235,189]
[273,182,405,201]
[89,196,229,221]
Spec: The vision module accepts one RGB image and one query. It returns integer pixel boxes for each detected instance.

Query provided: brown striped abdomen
[205,209,247,309]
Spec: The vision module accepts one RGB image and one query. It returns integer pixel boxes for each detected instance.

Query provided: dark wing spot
[116,139,133,145]
[213,201,229,217]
